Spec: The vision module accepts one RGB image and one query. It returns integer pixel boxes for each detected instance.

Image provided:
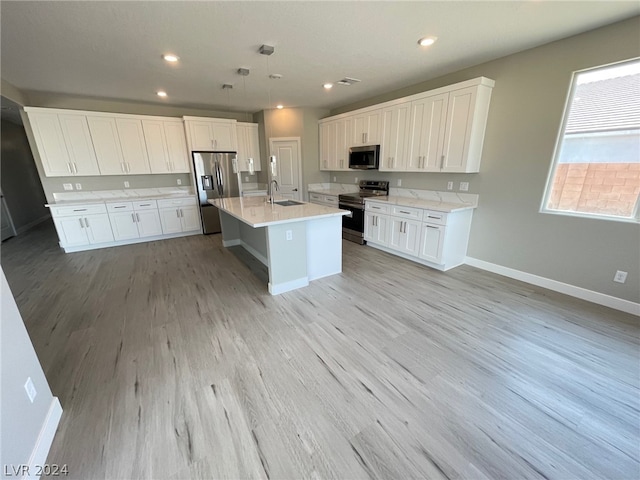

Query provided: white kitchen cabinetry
[407,93,448,171]
[107,201,162,241]
[184,117,237,152]
[158,197,201,234]
[365,199,473,271]
[350,109,382,146]
[236,122,261,172]
[87,116,151,175]
[318,118,351,171]
[318,77,494,174]
[309,192,339,207]
[380,103,411,171]
[25,110,101,177]
[142,120,190,173]
[51,204,114,247]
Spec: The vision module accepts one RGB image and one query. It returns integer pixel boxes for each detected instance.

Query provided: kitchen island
[210,196,349,294]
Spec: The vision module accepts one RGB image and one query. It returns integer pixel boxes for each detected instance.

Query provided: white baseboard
[269,277,309,295]
[15,214,51,235]
[62,230,200,253]
[26,397,63,480]
[222,239,242,247]
[465,257,640,316]
[240,241,268,266]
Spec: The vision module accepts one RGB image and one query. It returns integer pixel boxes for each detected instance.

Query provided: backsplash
[389,188,478,207]
[51,186,194,203]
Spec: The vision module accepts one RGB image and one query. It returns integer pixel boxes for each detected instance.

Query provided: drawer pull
[73,209,87,212]
[139,203,151,207]
[399,210,411,214]
[426,225,439,229]
[427,215,441,219]
[114,206,127,209]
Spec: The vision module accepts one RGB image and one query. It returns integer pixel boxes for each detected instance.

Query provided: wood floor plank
[1,220,638,480]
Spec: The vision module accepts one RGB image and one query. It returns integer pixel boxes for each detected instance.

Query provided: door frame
[269,137,303,201]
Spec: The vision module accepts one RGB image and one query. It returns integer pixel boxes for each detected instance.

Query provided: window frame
[540,58,640,224]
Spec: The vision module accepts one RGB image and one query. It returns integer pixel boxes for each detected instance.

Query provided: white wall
[0,268,62,474]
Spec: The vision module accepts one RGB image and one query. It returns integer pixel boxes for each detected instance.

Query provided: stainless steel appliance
[193,151,241,234]
[339,180,389,244]
[349,145,380,170]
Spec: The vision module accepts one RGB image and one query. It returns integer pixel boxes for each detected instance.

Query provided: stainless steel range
[339,180,389,244]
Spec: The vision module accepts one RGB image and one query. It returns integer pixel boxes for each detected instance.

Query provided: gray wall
[1,119,50,232]
[329,16,640,304]
[1,267,57,468]
[254,107,330,199]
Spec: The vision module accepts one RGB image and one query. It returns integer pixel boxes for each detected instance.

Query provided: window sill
[540,208,640,224]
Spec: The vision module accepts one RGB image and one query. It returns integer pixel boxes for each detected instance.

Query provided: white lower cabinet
[364,199,473,271]
[50,196,201,252]
[158,198,201,234]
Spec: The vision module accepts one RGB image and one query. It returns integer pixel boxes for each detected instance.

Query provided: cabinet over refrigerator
[193,151,241,234]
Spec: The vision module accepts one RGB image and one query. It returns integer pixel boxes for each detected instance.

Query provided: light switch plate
[447,181,454,191]
[63,183,73,191]
[614,270,628,283]
[177,179,182,185]
[459,182,469,191]
[24,377,37,403]
[397,179,402,187]
[124,181,130,188]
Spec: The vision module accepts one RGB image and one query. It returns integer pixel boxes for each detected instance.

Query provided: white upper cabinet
[318,117,351,171]
[350,109,382,146]
[407,93,448,172]
[115,118,151,174]
[380,103,411,171]
[142,119,190,174]
[318,77,494,174]
[184,117,238,152]
[25,110,100,177]
[86,116,127,175]
[236,122,261,172]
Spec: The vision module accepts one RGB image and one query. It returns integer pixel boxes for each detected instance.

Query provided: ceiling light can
[323,83,333,89]
[418,36,437,47]
[276,104,284,109]
[162,54,179,62]
[157,91,167,97]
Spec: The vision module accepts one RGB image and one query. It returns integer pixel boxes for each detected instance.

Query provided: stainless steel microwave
[349,145,380,170]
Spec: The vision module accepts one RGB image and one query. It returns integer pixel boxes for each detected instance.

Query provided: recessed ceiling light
[163,54,179,62]
[276,104,284,109]
[418,36,437,47]
[323,83,333,89]
[157,91,167,97]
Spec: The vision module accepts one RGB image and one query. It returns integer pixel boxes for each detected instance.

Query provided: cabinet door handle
[440,155,445,169]
[79,218,84,228]
[132,213,136,223]
[399,210,410,214]
[121,163,125,173]
[84,218,90,228]
[136,213,140,222]
[426,225,439,229]
[176,209,180,218]
[67,163,73,174]
[179,208,183,218]
[126,163,131,173]
[72,162,78,174]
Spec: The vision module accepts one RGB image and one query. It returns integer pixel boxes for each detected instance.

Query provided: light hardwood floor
[2,221,639,480]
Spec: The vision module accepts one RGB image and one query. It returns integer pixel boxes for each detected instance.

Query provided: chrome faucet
[268,179,279,204]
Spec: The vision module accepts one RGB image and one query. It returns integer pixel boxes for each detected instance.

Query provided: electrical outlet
[75,183,82,190]
[447,181,454,191]
[614,270,628,283]
[459,182,469,192]
[397,179,402,187]
[355,177,358,183]
[286,230,293,241]
[63,183,73,191]
[177,179,182,185]
[333,176,336,182]
[124,181,130,188]
[24,377,37,403]
[245,176,249,182]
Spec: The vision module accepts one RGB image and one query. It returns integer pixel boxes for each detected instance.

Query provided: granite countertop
[210,196,349,228]
[365,195,476,213]
[45,187,195,207]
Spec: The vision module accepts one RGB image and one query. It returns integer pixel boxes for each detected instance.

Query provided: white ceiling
[1,1,638,114]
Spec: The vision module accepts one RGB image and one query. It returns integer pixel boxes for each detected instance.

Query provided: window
[542,59,640,221]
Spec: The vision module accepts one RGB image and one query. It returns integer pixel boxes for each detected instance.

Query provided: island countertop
[210,196,349,228]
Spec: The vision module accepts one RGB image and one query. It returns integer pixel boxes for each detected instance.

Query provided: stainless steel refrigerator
[193,151,241,234]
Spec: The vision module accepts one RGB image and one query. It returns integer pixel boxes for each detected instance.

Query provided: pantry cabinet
[236,122,261,172]
[26,110,100,177]
[184,117,237,152]
[142,120,190,173]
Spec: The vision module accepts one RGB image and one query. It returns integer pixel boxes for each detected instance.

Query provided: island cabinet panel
[26,110,100,177]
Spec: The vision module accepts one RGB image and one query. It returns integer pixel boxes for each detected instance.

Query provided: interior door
[269,138,301,200]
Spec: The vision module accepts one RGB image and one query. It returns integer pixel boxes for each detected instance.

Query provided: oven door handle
[339,201,365,210]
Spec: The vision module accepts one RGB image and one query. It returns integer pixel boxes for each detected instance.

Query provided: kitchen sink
[274,200,304,206]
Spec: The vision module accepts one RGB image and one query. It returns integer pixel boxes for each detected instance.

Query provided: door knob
[293,188,298,192]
